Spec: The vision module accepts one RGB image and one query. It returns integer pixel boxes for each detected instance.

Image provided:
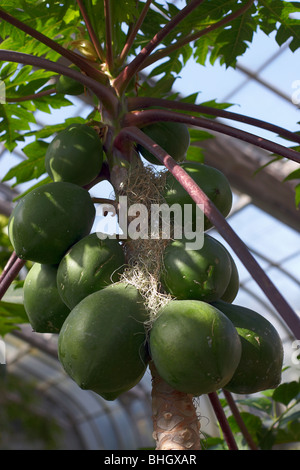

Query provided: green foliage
[0,62,73,152]
[0,1,81,60]
[283,161,300,208]
[3,140,49,186]
[0,373,62,449]
[0,299,29,336]
[257,0,300,51]
[2,117,86,189]
[0,0,299,161]
[204,379,300,450]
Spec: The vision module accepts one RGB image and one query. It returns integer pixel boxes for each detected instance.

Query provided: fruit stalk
[118,0,152,65]
[124,109,300,164]
[208,392,238,450]
[0,255,26,301]
[103,0,113,72]
[0,50,118,117]
[127,96,300,145]
[150,362,201,450]
[222,389,258,450]
[76,0,105,62]
[113,0,205,95]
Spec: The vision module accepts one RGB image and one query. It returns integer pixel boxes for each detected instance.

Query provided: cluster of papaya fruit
[7,119,283,401]
[138,122,283,397]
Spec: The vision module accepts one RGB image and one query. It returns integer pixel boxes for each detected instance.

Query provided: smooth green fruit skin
[137,121,190,165]
[212,300,283,394]
[58,283,149,399]
[8,182,95,265]
[163,162,232,231]
[220,250,239,303]
[23,263,70,334]
[149,300,241,396]
[57,233,126,309]
[45,124,103,187]
[56,67,84,96]
[161,234,232,302]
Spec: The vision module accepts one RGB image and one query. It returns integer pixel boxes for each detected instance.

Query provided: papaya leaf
[202,436,228,450]
[253,155,283,176]
[2,140,49,186]
[279,409,300,428]
[214,4,257,67]
[23,116,86,140]
[194,33,218,66]
[185,145,205,163]
[148,55,182,80]
[258,0,300,52]
[274,417,300,445]
[283,168,300,182]
[0,103,34,151]
[0,2,82,60]
[295,183,300,207]
[189,128,214,142]
[139,74,177,98]
[0,300,29,337]
[272,381,300,406]
[235,396,274,415]
[199,98,234,112]
[179,92,200,104]
[257,427,277,450]
[227,411,263,445]
[12,176,52,202]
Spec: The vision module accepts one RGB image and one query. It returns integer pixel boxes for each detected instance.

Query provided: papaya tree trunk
[150,362,201,450]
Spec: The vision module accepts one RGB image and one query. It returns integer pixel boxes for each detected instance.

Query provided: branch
[0,252,18,286]
[141,0,255,70]
[0,255,26,301]
[208,392,238,450]
[0,7,105,82]
[123,109,300,164]
[5,88,56,103]
[118,0,153,66]
[127,96,300,145]
[113,0,205,95]
[222,389,258,450]
[104,0,113,71]
[0,50,119,116]
[113,126,300,338]
[91,197,118,209]
[76,0,106,62]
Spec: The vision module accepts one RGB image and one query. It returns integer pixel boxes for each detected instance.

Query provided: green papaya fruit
[23,263,70,333]
[220,250,239,303]
[57,233,126,309]
[163,162,232,231]
[45,123,103,187]
[149,299,242,396]
[56,66,85,96]
[137,121,190,165]
[58,283,149,399]
[212,300,284,394]
[8,182,95,265]
[161,234,232,302]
